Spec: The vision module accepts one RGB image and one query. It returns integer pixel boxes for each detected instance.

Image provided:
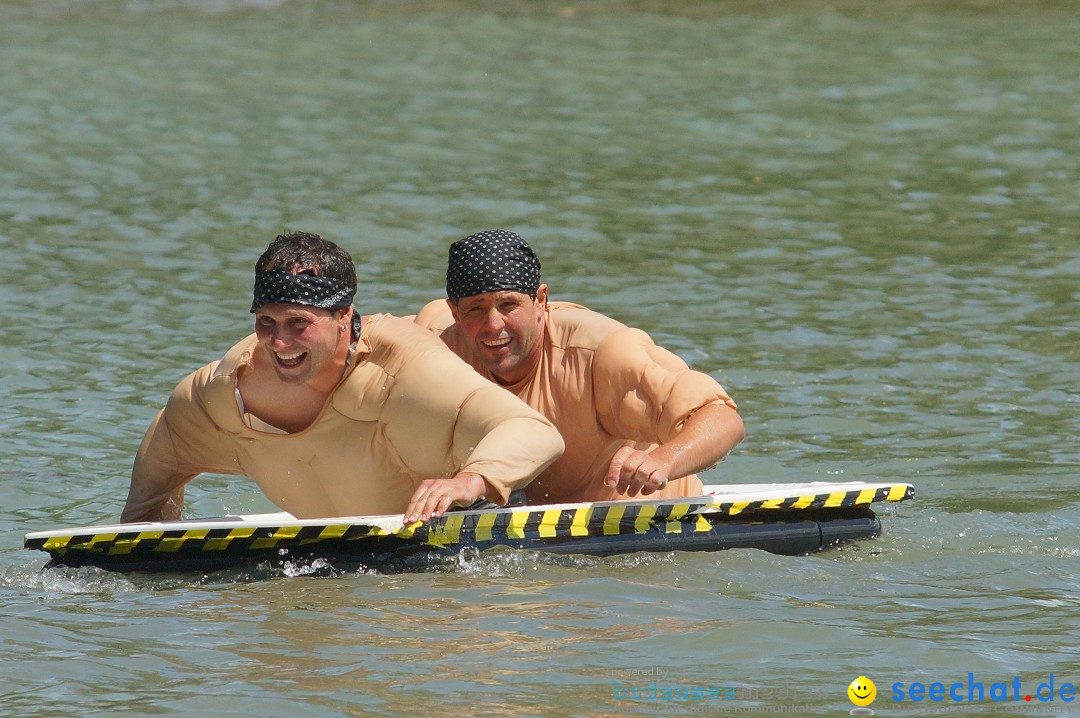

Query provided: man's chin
[477,345,510,366]
[488,359,525,385]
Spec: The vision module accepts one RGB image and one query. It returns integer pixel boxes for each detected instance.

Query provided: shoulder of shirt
[544,301,630,352]
[161,335,253,430]
[205,334,257,382]
[363,312,441,345]
[414,298,454,331]
[356,313,456,375]
[333,315,458,422]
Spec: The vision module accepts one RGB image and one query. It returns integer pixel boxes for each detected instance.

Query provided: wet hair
[254,231,357,290]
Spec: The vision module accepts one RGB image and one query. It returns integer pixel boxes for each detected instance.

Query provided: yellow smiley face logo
[848,676,876,707]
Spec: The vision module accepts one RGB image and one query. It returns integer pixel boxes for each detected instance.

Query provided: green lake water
[1,1,1078,716]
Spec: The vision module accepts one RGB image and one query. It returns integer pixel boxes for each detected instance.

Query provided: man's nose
[271,325,292,346]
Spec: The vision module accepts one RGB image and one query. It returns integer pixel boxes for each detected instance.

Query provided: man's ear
[446,298,459,321]
[535,284,548,309]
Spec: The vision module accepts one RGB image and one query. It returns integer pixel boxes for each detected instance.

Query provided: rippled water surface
[2,1,1078,716]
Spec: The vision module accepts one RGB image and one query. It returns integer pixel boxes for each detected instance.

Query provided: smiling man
[121,231,563,525]
[414,230,745,505]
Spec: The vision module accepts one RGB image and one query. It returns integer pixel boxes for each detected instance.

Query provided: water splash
[0,563,137,595]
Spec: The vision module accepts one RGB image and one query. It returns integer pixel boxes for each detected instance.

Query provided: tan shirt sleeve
[452,383,566,504]
[122,364,241,522]
[379,342,564,505]
[592,328,738,445]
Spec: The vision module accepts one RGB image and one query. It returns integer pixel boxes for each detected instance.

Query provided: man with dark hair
[415,230,744,505]
[122,231,564,525]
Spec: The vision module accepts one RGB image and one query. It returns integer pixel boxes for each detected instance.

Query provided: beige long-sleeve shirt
[122,314,564,522]
[415,301,738,504]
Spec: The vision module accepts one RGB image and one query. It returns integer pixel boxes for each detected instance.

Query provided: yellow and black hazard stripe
[400,499,718,547]
[25,522,384,560]
[705,483,913,516]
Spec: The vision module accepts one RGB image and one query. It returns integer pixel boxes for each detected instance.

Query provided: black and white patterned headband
[446,230,541,302]
[250,271,355,313]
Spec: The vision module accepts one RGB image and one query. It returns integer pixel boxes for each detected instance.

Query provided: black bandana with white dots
[249,271,355,313]
[446,230,541,301]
